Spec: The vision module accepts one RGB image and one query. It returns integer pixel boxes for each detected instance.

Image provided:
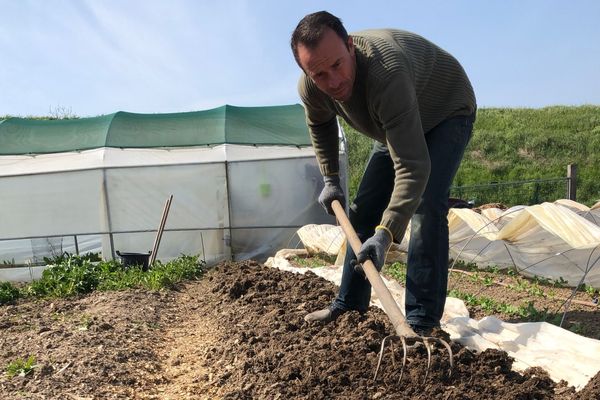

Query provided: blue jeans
[332,113,475,328]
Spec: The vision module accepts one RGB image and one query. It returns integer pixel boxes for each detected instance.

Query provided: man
[291,11,476,335]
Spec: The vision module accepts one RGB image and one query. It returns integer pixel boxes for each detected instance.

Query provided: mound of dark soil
[187,261,581,400]
[1,260,599,399]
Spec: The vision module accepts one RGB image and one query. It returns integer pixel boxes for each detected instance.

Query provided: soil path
[1,261,599,399]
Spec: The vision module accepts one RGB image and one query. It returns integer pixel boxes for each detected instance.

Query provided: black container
[116,251,151,271]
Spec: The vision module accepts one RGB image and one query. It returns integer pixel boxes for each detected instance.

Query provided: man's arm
[298,76,340,176]
[372,76,431,243]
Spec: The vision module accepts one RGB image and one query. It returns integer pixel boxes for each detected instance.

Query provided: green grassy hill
[341,105,600,207]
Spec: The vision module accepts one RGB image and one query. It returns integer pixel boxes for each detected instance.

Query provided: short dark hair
[291,11,349,68]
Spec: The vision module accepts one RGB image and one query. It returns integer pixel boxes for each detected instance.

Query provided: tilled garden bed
[0,261,598,399]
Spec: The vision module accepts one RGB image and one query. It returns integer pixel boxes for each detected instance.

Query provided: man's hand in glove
[318,175,345,215]
[353,227,393,275]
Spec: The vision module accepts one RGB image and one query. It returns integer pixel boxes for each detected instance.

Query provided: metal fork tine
[432,337,454,377]
[399,336,407,384]
[389,336,396,367]
[374,335,394,381]
[423,338,432,382]
[372,334,454,384]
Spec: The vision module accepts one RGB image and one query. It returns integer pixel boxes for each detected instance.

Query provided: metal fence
[450,177,570,207]
[450,164,577,207]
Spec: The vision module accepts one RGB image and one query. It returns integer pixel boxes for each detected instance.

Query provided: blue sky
[1,0,599,117]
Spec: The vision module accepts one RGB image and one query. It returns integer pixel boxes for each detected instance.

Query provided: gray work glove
[353,228,393,275]
[318,175,345,216]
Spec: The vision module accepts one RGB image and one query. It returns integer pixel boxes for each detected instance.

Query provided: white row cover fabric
[264,257,600,390]
[555,198,600,226]
[449,201,600,287]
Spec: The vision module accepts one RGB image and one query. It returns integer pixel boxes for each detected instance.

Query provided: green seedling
[552,277,568,288]
[6,356,37,378]
[583,285,597,297]
[485,265,500,274]
[22,253,205,300]
[482,276,495,287]
[77,314,93,331]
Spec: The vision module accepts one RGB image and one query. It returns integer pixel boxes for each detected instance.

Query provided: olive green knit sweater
[298,28,476,241]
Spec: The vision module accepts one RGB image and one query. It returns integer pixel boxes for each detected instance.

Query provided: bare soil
[0,260,599,399]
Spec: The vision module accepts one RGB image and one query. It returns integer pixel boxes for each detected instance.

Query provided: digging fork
[331,200,453,383]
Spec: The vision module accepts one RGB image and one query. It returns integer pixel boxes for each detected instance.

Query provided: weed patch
[0,282,21,305]
[5,356,37,378]
[4,253,205,302]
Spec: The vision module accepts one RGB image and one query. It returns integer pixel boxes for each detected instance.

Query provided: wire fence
[450,177,571,207]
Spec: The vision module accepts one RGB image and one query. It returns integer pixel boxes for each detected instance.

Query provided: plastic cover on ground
[448,202,600,287]
[555,198,600,226]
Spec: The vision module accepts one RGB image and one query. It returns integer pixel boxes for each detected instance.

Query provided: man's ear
[347,36,355,55]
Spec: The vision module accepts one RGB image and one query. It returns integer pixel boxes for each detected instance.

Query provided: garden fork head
[329,201,454,385]
[373,334,454,384]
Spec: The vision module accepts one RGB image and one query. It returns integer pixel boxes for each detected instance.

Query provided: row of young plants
[0,252,205,305]
[383,261,594,334]
[284,256,598,316]
[450,260,599,301]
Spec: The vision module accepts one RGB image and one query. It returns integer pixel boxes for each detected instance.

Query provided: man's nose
[328,74,341,89]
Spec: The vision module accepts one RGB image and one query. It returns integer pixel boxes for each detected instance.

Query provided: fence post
[567,164,577,201]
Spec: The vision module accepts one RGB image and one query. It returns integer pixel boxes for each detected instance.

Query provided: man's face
[297,28,356,102]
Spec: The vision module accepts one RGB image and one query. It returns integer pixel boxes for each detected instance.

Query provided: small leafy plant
[6,356,37,378]
[384,262,407,284]
[0,281,21,305]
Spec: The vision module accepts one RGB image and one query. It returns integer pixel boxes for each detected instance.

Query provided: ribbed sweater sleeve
[368,60,431,242]
[298,76,340,176]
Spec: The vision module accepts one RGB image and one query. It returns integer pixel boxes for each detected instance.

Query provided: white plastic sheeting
[555,198,600,226]
[0,144,348,277]
[296,224,345,255]
[449,202,600,288]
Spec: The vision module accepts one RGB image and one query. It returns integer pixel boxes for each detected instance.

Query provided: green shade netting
[0,104,311,155]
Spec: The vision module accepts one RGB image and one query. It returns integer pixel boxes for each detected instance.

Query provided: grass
[448,288,539,320]
[0,253,205,305]
[342,105,600,206]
